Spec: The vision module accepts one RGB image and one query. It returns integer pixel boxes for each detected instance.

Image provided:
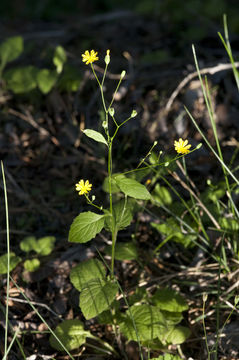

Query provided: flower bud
[109,107,115,117]
[131,110,137,118]
[121,70,126,79]
[105,49,110,65]
[102,120,108,129]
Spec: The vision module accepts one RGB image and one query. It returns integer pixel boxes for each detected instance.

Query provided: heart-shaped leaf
[70,259,106,291]
[80,279,118,319]
[50,319,90,351]
[69,211,105,243]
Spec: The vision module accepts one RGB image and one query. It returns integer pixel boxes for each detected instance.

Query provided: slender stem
[214,239,223,360]
[91,64,108,113]
[202,294,210,360]
[2,330,20,360]
[1,161,10,357]
[108,75,124,109]
[107,141,117,275]
[85,195,103,211]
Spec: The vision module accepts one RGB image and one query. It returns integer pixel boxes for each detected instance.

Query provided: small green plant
[60,49,197,358]
[0,235,56,274]
[0,36,81,94]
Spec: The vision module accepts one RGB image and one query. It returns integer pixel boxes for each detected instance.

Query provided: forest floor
[1,8,239,360]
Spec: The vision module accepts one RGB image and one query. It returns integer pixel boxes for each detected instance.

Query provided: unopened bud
[196,143,202,149]
[102,120,108,129]
[131,110,137,118]
[92,195,96,202]
[105,49,110,65]
[121,70,126,79]
[153,141,158,146]
[109,107,115,117]
[203,292,208,302]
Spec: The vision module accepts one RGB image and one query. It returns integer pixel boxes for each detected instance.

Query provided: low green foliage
[23,258,40,272]
[70,259,106,291]
[80,279,118,319]
[0,35,81,94]
[151,288,188,313]
[104,241,138,261]
[50,319,90,351]
[20,235,56,256]
[0,252,21,274]
[0,36,23,74]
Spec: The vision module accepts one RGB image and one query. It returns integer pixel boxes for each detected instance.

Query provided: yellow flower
[174,138,191,154]
[82,50,99,65]
[75,180,92,195]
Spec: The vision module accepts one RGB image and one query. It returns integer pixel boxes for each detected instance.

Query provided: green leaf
[128,287,147,305]
[53,45,67,74]
[152,184,172,206]
[161,310,183,326]
[0,252,21,274]
[105,242,138,261]
[151,288,188,313]
[57,64,82,92]
[97,300,120,324]
[68,211,105,243]
[105,198,135,232]
[102,175,120,193]
[4,65,38,93]
[49,319,90,351]
[37,69,58,94]
[20,236,38,252]
[114,175,151,200]
[24,258,40,272]
[151,219,196,248]
[70,259,106,291]
[0,36,23,72]
[119,304,167,341]
[219,218,239,232]
[35,236,56,256]
[83,129,108,146]
[80,279,118,319]
[162,325,191,345]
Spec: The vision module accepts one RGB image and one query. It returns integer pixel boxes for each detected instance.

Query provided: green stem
[107,141,117,275]
[1,161,10,357]
[85,195,103,211]
[91,64,108,113]
[202,293,210,360]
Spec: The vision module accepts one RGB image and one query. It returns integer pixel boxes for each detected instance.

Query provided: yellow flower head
[82,50,99,65]
[75,180,92,195]
[174,138,191,155]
